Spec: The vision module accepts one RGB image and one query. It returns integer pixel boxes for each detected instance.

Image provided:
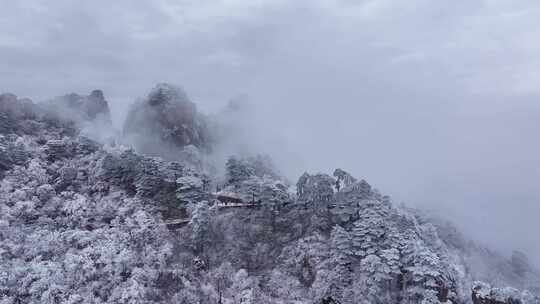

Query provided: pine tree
[225,156,254,185]
[351,202,389,258]
[325,225,354,301]
[189,201,210,254]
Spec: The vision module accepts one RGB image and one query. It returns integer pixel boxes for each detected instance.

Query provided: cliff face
[44,89,112,124]
[122,84,212,156]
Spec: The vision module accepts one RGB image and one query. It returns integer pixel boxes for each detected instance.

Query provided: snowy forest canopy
[1,85,539,304]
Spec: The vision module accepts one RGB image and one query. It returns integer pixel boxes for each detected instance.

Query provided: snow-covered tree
[296,173,335,208]
[190,201,211,253]
[225,156,255,185]
[333,168,357,191]
[351,201,390,258]
[312,225,353,302]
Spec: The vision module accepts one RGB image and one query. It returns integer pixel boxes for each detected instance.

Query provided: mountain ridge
[0,86,538,304]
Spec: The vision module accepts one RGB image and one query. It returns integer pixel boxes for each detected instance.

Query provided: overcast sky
[1,0,539,263]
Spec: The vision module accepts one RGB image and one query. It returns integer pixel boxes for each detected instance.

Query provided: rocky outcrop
[44,89,112,125]
[123,84,212,155]
[82,90,111,121]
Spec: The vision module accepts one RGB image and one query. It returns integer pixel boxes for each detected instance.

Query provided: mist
[2,0,539,264]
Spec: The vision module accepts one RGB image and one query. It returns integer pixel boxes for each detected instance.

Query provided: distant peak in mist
[38,89,112,130]
[147,83,191,107]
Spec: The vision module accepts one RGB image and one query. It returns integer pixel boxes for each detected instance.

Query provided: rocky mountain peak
[147,83,190,107]
[44,89,112,124]
[89,89,104,100]
[123,84,212,156]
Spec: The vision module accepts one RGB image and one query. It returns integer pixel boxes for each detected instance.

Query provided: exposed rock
[43,89,112,125]
[333,168,357,189]
[83,90,110,120]
[296,172,335,205]
[334,178,373,207]
[123,84,212,154]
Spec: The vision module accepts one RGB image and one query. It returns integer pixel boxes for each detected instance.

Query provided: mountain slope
[0,87,538,304]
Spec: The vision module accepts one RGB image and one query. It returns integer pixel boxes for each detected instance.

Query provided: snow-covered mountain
[122,83,212,160]
[0,86,538,304]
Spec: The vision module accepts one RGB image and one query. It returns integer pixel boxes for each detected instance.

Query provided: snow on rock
[43,89,112,124]
[176,175,209,204]
[123,83,212,156]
